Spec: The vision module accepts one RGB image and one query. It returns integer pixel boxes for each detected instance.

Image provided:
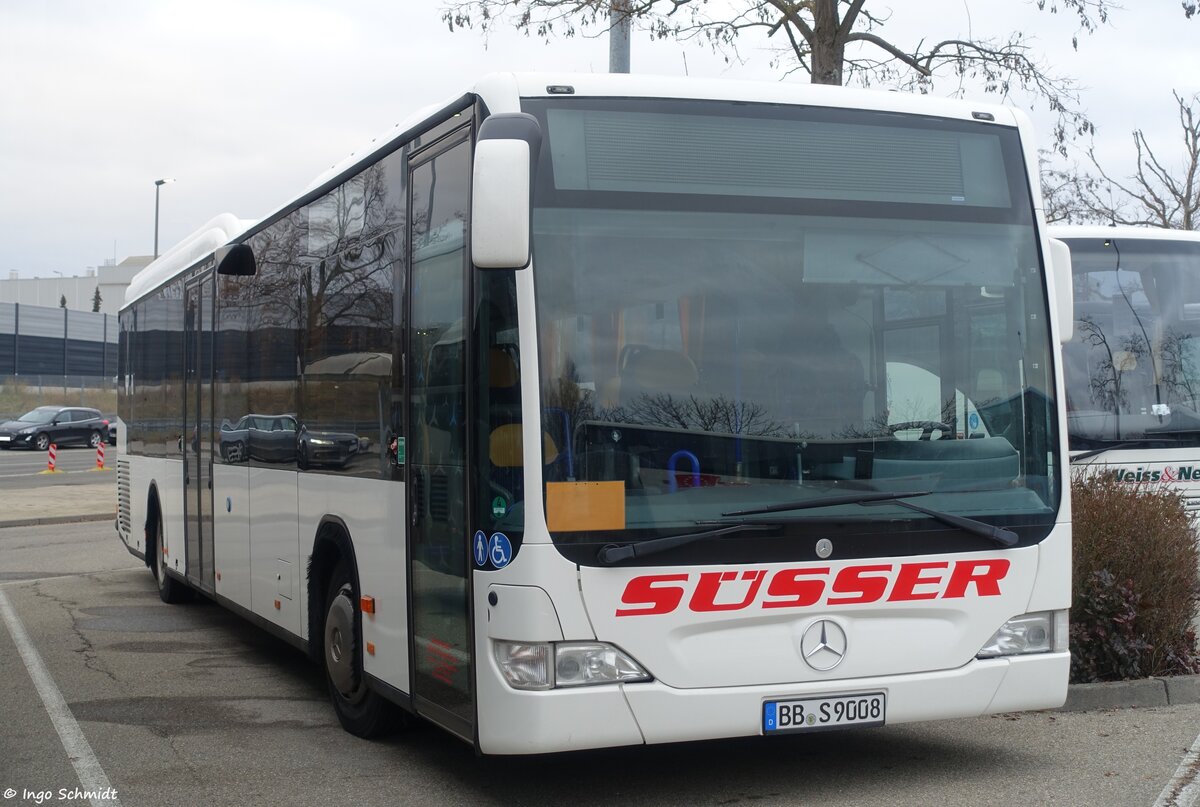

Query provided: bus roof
[500,72,1024,123]
[1048,224,1200,243]
[122,213,256,308]
[124,72,1030,311]
[301,73,1028,224]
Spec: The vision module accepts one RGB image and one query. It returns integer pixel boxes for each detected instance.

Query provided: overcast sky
[2,1,1196,279]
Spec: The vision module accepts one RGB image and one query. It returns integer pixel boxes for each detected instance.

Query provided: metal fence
[0,302,118,378]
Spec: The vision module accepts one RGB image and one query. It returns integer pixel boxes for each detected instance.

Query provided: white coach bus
[117,73,1074,754]
[1054,225,1200,508]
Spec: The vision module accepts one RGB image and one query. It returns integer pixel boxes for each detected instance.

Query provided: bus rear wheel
[322,561,400,738]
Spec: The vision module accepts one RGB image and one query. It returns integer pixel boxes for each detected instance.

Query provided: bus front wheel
[322,562,400,738]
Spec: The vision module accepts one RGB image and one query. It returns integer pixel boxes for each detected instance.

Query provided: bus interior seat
[489,423,559,506]
[490,346,520,393]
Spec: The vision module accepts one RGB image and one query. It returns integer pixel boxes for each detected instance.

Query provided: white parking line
[0,587,123,807]
[1154,731,1200,807]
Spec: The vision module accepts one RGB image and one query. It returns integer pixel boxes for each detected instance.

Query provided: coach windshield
[521,97,1059,566]
[1062,236,1200,449]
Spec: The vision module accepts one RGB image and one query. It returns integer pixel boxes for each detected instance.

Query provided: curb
[0,513,115,530]
[1059,675,1200,712]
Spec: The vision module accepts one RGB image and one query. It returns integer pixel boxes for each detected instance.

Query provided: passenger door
[182,271,216,591]
[406,126,475,740]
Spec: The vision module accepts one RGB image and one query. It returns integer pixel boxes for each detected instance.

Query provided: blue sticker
[968,412,980,430]
[763,703,777,732]
[473,530,488,568]
[488,532,513,569]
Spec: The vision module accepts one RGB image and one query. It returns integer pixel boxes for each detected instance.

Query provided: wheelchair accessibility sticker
[474,531,513,569]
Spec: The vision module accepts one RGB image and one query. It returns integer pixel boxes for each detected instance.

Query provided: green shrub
[1070,471,1200,682]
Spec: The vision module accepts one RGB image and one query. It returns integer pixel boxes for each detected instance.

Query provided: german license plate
[763,692,886,734]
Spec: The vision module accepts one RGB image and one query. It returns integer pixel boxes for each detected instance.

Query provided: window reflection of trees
[1077,314,1130,415]
[1161,329,1200,408]
[214,159,404,477]
[301,162,401,478]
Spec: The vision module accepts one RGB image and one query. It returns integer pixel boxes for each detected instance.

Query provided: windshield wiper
[722,489,934,517]
[596,489,1017,566]
[726,489,1016,548]
[598,491,934,564]
[860,498,1018,547]
[596,523,776,566]
[1070,438,1191,463]
[1071,442,1136,463]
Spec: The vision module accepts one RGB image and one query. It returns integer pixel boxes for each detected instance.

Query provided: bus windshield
[524,98,1058,560]
[1062,235,1200,448]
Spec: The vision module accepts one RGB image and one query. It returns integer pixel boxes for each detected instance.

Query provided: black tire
[88,430,103,448]
[153,515,192,604]
[34,433,50,451]
[322,561,399,737]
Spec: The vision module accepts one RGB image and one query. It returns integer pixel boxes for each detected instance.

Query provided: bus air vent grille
[117,460,131,534]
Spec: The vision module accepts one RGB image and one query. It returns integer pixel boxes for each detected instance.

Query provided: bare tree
[441,1,1192,149]
[1045,91,1200,228]
[623,392,787,436]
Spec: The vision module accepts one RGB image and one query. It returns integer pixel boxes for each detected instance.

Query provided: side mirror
[216,243,257,276]
[471,113,543,270]
[1048,238,1074,344]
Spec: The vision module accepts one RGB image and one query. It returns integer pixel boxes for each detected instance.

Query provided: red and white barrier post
[38,443,61,474]
[94,442,107,471]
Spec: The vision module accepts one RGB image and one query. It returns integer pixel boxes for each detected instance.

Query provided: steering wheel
[887,420,953,440]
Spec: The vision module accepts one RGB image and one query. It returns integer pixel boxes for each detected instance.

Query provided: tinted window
[299,153,405,478]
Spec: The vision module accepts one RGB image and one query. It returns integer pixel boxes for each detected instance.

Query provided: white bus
[117,73,1074,754]
[1055,225,1200,507]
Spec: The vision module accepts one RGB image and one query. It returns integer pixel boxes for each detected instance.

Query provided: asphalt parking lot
[1,520,1199,807]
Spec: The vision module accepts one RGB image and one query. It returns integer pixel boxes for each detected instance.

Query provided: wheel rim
[36,434,48,451]
[90,432,101,447]
[325,586,362,700]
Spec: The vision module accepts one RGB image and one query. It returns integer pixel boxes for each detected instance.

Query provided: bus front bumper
[476,652,1069,755]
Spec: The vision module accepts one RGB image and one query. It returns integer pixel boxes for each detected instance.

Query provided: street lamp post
[153,178,175,258]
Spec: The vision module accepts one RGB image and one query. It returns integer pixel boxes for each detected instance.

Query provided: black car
[0,406,110,451]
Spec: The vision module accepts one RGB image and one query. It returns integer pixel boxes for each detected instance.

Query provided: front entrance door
[183,272,215,591]
[406,128,475,739]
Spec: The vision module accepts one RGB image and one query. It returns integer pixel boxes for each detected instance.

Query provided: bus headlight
[976,610,1069,658]
[494,640,652,690]
[554,642,652,687]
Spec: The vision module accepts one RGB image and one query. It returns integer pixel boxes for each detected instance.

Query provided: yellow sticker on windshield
[546,481,625,532]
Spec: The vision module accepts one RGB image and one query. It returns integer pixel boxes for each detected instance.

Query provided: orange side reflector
[360,595,376,615]
[546,481,625,532]
[274,599,281,610]
[366,642,376,656]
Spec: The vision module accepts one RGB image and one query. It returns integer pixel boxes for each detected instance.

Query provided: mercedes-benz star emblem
[800,619,848,671]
